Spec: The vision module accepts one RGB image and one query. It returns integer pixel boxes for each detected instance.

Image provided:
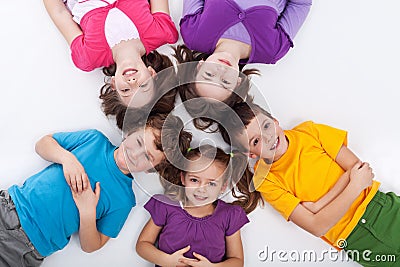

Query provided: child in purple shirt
[177,0,312,103]
[136,145,251,266]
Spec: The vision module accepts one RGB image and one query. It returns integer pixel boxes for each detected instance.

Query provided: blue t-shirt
[8,130,136,256]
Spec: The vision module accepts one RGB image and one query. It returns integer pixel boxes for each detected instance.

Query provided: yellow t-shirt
[253,121,380,248]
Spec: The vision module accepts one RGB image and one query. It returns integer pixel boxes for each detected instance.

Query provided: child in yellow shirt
[221,100,399,267]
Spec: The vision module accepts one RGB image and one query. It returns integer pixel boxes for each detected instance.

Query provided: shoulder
[216,200,246,216]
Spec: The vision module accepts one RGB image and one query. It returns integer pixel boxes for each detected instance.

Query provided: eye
[137,139,142,147]
[264,123,271,129]
[253,138,259,147]
[205,72,214,77]
[139,83,148,88]
[189,178,199,183]
[221,78,231,85]
[145,154,150,161]
[209,181,217,187]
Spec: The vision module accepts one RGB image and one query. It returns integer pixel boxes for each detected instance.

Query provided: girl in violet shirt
[43,0,178,108]
[176,0,312,103]
[136,145,258,267]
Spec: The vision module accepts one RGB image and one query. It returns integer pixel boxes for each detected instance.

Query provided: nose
[195,185,207,193]
[130,147,145,160]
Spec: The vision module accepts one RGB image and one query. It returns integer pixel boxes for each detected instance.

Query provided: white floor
[1,0,400,266]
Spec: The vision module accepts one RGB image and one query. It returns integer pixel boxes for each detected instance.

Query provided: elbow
[307,217,329,237]
[81,245,101,254]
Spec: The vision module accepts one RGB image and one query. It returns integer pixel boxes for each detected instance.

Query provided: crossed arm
[35,134,110,252]
[288,145,374,237]
[136,218,244,267]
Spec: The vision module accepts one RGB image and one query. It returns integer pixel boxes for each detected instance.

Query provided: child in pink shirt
[44,0,178,107]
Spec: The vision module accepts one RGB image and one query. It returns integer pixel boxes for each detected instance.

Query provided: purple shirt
[180,0,312,64]
[144,194,249,264]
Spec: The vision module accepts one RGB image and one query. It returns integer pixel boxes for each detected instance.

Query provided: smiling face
[112,63,156,107]
[244,113,288,162]
[194,55,241,102]
[114,127,165,173]
[181,159,227,207]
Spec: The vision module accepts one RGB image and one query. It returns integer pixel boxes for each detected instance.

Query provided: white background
[1,0,400,266]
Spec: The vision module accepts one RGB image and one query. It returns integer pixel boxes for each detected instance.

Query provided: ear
[147,66,157,77]
[247,152,258,159]
[236,76,242,87]
[180,172,186,186]
[196,60,204,71]
[221,181,228,194]
[111,77,116,90]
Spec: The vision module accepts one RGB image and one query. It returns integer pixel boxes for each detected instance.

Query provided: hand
[162,245,193,267]
[179,252,214,267]
[61,152,89,193]
[72,182,100,217]
[349,162,374,192]
[301,201,318,214]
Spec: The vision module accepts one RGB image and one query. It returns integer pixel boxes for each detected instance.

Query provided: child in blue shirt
[0,113,191,267]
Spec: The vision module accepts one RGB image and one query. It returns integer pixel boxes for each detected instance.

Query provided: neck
[215,38,251,61]
[184,201,216,218]
[114,148,130,175]
[112,39,146,66]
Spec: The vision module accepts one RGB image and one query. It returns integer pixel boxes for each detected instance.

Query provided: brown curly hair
[159,143,263,214]
[99,50,178,130]
[172,44,260,131]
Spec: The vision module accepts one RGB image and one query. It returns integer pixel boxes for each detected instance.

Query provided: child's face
[115,127,164,173]
[112,63,156,107]
[181,160,227,207]
[244,113,288,162]
[195,57,241,102]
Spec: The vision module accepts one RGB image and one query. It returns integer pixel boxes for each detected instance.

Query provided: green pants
[344,191,400,267]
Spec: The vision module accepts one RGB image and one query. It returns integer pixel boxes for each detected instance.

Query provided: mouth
[270,137,279,150]
[218,59,232,66]
[123,68,138,76]
[193,194,208,201]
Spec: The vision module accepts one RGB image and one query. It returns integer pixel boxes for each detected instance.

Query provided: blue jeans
[0,190,44,267]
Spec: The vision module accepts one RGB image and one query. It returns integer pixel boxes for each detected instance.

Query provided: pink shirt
[70,0,178,71]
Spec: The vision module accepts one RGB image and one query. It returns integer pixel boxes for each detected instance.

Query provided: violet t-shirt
[144,194,249,264]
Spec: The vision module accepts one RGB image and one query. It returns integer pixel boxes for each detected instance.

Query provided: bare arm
[35,134,88,192]
[150,0,170,14]
[136,219,192,267]
[301,145,362,213]
[43,0,82,45]
[73,182,110,252]
[289,162,374,237]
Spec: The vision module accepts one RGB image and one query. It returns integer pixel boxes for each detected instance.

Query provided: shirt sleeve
[277,0,312,40]
[52,129,103,152]
[258,176,301,221]
[311,122,348,160]
[225,205,250,236]
[144,195,169,227]
[70,35,97,72]
[182,0,204,17]
[97,207,132,238]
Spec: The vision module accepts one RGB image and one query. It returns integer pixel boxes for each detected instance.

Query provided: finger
[81,173,89,191]
[193,252,207,261]
[178,245,191,253]
[94,182,101,199]
[76,174,83,193]
[70,175,78,193]
[178,258,198,266]
[353,161,362,170]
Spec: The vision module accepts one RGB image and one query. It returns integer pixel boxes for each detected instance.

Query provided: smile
[270,137,279,150]
[123,68,138,76]
[218,59,232,66]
